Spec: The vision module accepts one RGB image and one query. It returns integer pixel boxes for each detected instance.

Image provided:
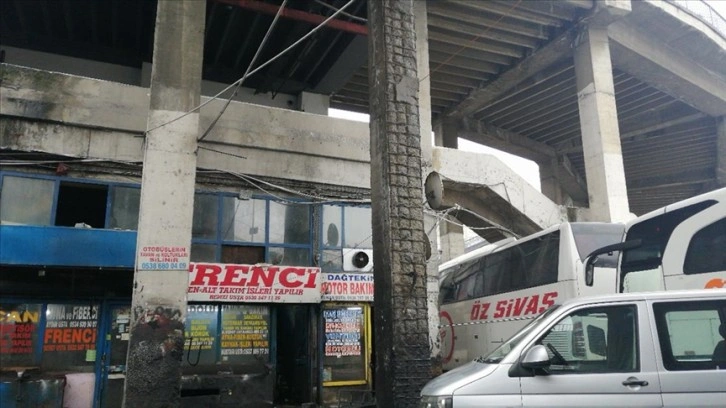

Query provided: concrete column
[415,0,443,377]
[539,156,576,207]
[574,26,630,222]
[439,220,465,262]
[297,91,330,115]
[369,0,432,406]
[434,118,459,148]
[717,117,726,187]
[124,1,205,407]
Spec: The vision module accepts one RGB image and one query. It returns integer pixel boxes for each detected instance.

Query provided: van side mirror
[520,345,550,369]
[583,239,642,287]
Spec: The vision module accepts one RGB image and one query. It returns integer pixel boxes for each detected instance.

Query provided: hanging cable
[198,0,289,143]
[147,0,359,136]
[314,0,366,23]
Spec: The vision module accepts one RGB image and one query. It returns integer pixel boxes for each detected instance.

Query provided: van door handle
[622,378,648,387]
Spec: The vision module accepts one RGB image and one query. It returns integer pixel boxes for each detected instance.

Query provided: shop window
[109,186,140,230]
[343,207,372,248]
[55,182,108,228]
[221,196,266,243]
[322,205,342,248]
[0,303,42,368]
[269,247,310,266]
[220,305,270,364]
[269,201,310,245]
[184,305,219,367]
[320,249,344,272]
[322,304,369,385]
[193,193,218,239]
[191,244,217,262]
[42,303,99,372]
[221,245,265,264]
[0,175,54,225]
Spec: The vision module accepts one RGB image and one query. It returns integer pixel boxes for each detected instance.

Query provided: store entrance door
[275,305,315,405]
[97,304,131,408]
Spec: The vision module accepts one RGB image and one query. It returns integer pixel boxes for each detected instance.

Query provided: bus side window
[683,217,726,275]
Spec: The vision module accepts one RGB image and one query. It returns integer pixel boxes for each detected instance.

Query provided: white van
[421,289,726,407]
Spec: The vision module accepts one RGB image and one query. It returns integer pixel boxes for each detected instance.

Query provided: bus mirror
[584,239,642,287]
[585,257,596,286]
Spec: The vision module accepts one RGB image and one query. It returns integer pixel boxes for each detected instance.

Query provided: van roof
[558,289,726,307]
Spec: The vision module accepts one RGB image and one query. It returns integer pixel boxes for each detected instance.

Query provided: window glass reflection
[344,207,372,248]
[0,176,54,225]
[269,201,310,245]
[221,197,266,243]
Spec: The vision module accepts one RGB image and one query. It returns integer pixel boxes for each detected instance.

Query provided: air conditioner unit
[342,249,374,272]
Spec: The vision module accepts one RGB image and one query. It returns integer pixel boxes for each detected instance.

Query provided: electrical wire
[314,0,366,23]
[147,0,359,136]
[198,0,289,143]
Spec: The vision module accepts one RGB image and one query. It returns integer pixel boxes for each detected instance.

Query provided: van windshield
[476,306,560,364]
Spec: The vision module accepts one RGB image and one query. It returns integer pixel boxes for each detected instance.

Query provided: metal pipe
[212,0,368,35]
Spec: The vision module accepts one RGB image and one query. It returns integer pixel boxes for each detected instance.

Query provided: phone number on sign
[141,262,188,270]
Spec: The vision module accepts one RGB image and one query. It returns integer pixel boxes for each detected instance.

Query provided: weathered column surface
[124,1,205,406]
[368,0,432,406]
[574,24,630,222]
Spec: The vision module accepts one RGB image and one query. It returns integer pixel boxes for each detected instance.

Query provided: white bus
[586,186,726,293]
[438,222,624,370]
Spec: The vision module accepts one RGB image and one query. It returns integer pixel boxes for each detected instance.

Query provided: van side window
[537,305,638,374]
[683,217,726,275]
[653,300,726,371]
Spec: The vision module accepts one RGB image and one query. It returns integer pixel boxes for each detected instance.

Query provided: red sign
[188,263,321,303]
[469,291,558,322]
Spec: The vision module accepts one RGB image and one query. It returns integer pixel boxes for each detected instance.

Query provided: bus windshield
[476,305,560,364]
[571,223,624,267]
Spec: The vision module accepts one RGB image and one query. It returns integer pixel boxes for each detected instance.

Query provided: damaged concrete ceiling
[1,0,724,216]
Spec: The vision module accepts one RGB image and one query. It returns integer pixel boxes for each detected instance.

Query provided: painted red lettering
[525,295,539,315]
[505,299,514,317]
[512,297,527,317]
[478,303,490,320]
[280,268,304,288]
[540,291,558,312]
[470,302,481,320]
[190,264,222,286]
[493,300,506,319]
[249,267,276,287]
[221,264,248,286]
[304,269,318,288]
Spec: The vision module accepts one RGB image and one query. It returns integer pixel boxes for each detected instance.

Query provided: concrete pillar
[439,220,465,262]
[369,0,432,406]
[718,117,726,187]
[539,157,574,206]
[124,1,205,406]
[574,25,630,222]
[297,91,330,115]
[415,0,443,377]
[434,118,459,148]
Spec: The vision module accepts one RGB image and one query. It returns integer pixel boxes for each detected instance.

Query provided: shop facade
[0,170,375,408]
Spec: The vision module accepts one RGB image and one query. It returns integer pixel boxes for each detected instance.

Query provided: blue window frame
[0,171,319,266]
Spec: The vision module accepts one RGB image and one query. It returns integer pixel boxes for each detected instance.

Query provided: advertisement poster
[43,304,98,353]
[220,305,270,363]
[0,303,41,367]
[323,306,366,382]
[321,273,374,302]
[188,262,321,303]
[185,305,218,366]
